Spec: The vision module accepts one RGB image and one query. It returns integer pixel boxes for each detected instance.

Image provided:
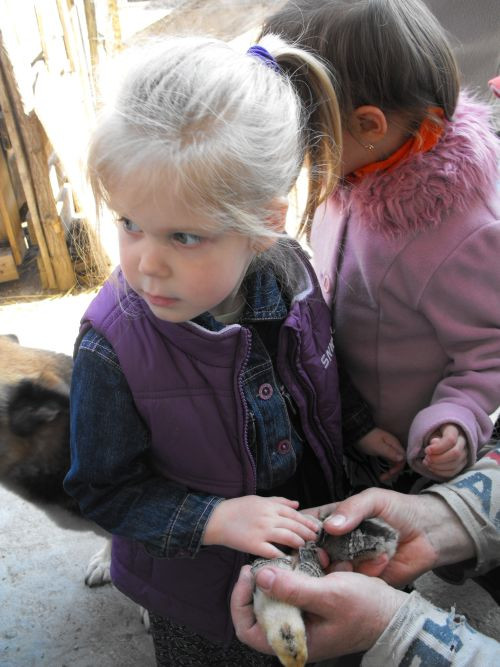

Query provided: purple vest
[82,252,343,643]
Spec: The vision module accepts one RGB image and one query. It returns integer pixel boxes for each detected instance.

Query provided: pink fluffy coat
[312,95,500,478]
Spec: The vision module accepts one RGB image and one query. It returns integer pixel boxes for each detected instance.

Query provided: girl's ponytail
[260,35,342,239]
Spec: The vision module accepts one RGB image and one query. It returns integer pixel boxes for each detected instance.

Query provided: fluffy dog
[0,334,111,586]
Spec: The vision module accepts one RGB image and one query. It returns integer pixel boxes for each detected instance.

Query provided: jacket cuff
[342,403,376,447]
[338,363,376,447]
[160,495,224,559]
[421,447,500,576]
[362,591,481,666]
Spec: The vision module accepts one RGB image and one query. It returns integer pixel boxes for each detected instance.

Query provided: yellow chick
[251,517,399,667]
[252,545,321,667]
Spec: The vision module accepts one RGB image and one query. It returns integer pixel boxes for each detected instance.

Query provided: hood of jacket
[341,94,499,238]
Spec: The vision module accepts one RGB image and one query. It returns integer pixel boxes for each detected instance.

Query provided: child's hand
[203,495,321,559]
[422,424,468,478]
[355,428,406,482]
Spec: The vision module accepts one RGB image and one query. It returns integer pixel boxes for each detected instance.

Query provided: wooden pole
[64,0,95,118]
[0,145,25,265]
[83,0,99,77]
[33,4,50,71]
[25,115,76,290]
[0,44,56,288]
[107,0,122,53]
[56,0,77,72]
[0,34,74,290]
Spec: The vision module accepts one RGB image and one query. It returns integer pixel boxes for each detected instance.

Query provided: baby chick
[251,517,399,667]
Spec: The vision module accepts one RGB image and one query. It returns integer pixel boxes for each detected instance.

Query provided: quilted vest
[81,247,343,643]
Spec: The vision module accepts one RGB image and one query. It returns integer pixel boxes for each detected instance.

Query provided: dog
[0,333,111,586]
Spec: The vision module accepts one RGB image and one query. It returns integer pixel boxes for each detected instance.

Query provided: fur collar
[341,94,499,237]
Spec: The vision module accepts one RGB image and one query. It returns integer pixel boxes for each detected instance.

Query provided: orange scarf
[351,107,445,181]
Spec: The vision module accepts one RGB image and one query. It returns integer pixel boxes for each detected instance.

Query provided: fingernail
[326,514,346,527]
[257,569,276,590]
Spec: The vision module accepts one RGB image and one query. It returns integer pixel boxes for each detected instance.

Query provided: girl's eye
[171,232,203,246]
[119,217,141,233]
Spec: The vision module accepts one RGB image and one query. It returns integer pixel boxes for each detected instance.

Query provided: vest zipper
[237,327,257,494]
[282,330,342,499]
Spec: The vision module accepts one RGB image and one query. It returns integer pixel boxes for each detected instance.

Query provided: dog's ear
[8,378,70,437]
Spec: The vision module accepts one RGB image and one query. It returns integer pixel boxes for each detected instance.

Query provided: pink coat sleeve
[407,220,500,477]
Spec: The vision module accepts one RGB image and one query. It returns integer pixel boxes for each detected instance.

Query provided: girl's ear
[252,197,289,252]
[350,105,388,146]
[267,196,288,233]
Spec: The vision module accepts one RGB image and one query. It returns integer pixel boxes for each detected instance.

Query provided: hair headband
[246,45,281,74]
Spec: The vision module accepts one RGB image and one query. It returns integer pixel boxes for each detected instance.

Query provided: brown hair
[262,0,459,124]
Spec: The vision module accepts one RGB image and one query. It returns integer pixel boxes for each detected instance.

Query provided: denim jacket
[66,269,335,556]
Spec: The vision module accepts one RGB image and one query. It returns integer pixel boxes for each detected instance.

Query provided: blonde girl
[64,34,396,666]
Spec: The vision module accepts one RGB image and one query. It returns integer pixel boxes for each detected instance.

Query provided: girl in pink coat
[263,0,500,484]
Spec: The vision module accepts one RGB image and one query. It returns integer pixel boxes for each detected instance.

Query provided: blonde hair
[88,34,341,246]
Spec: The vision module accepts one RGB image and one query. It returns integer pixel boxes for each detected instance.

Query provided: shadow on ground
[0,484,155,667]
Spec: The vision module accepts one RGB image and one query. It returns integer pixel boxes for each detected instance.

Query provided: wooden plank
[0,32,74,290]
[36,255,49,288]
[56,0,77,72]
[62,0,95,119]
[0,145,26,264]
[34,2,72,77]
[32,31,94,215]
[33,3,50,70]
[83,0,99,75]
[0,246,19,283]
[25,114,75,290]
[107,0,123,52]
[6,147,25,210]
[0,40,56,288]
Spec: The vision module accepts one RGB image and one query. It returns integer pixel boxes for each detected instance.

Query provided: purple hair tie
[246,45,281,74]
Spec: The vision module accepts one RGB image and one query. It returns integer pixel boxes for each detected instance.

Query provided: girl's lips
[144,293,179,307]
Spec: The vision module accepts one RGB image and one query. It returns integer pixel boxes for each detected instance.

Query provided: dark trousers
[149,613,281,667]
[474,567,500,604]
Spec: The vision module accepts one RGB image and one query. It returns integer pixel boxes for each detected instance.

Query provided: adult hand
[231,564,407,661]
[305,487,475,586]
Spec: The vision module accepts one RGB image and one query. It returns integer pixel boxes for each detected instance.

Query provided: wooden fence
[0,0,119,290]
[0,0,284,291]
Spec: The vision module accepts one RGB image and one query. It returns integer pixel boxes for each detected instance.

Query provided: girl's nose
[138,243,170,277]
